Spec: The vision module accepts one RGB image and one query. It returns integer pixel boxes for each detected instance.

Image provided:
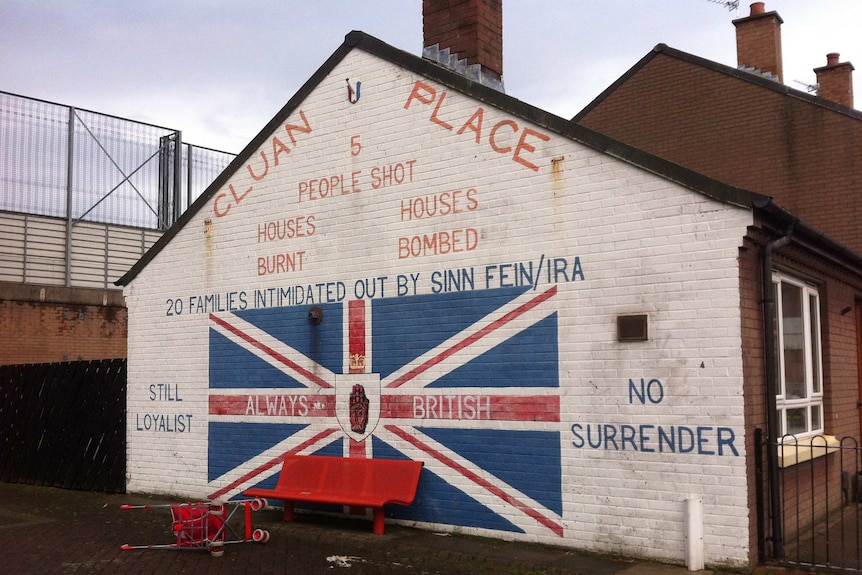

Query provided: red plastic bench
[243,455,423,535]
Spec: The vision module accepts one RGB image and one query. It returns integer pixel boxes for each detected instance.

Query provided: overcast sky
[3,1,860,153]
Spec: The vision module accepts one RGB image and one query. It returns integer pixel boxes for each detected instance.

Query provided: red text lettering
[403,80,549,172]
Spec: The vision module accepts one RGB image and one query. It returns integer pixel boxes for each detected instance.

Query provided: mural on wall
[125,40,753,564]
[205,285,564,536]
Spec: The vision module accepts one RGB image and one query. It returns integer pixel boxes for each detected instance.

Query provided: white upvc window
[773,272,824,438]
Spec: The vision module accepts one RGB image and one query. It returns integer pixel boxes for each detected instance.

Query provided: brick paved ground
[0,482,814,575]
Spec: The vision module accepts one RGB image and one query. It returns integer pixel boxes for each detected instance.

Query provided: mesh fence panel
[187,145,236,209]
[0,91,235,230]
[1,93,69,217]
[72,107,171,228]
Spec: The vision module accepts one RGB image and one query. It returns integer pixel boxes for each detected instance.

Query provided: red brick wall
[577,53,862,254]
[0,283,127,365]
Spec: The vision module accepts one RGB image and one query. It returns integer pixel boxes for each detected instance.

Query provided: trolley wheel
[208,540,225,557]
[250,497,268,512]
[252,529,270,543]
[209,500,225,516]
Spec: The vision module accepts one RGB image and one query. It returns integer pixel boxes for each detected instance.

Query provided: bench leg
[372,508,385,535]
[283,501,294,522]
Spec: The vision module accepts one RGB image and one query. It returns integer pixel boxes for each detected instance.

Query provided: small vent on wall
[618,314,649,342]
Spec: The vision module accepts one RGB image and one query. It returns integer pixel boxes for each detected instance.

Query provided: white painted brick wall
[125,48,754,567]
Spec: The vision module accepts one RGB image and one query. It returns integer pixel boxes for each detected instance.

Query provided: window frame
[772,271,825,439]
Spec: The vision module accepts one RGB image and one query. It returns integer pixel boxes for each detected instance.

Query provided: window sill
[777,435,839,468]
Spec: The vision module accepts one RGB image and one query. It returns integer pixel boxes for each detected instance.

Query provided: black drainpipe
[761,226,793,561]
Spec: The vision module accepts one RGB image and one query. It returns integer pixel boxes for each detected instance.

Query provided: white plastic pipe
[685,496,704,571]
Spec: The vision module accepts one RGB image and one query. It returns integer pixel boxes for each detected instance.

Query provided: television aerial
[706,0,740,12]
[793,80,819,94]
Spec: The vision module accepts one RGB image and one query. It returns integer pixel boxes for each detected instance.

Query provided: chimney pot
[827,52,840,66]
[750,2,765,16]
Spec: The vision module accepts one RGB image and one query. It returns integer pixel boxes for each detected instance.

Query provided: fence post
[186,142,193,209]
[65,106,76,287]
[173,131,182,225]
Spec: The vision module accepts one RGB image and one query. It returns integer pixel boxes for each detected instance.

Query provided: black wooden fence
[0,359,126,493]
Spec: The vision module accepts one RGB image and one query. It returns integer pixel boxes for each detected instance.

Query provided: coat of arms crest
[335,373,380,442]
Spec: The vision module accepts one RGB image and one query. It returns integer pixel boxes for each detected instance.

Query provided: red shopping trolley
[120,498,270,556]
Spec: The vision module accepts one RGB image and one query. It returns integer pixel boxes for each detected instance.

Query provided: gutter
[754,199,862,278]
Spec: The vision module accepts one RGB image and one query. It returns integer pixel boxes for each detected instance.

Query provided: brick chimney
[814,53,855,108]
[733,2,784,82]
[422,0,504,91]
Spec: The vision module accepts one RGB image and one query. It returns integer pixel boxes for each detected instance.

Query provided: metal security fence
[0,91,235,230]
[757,429,862,572]
[0,91,236,288]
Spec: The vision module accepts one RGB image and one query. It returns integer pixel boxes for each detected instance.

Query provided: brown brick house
[575,2,862,567]
[575,3,861,253]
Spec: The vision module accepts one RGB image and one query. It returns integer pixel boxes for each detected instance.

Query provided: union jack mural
[206,285,564,536]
